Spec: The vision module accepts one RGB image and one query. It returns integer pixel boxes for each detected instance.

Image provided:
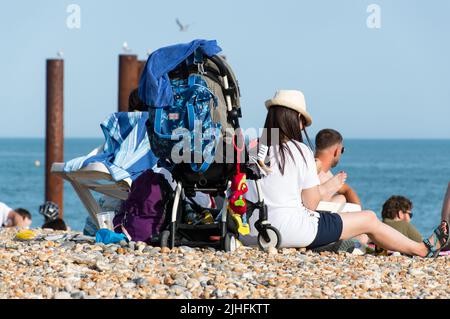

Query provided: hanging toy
[228,130,250,236]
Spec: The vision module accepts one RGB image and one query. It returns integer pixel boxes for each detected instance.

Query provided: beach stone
[161,247,171,254]
[213,289,224,298]
[128,241,136,251]
[123,281,137,289]
[408,268,425,277]
[136,242,146,253]
[170,285,186,296]
[148,247,161,255]
[60,241,76,249]
[54,292,72,299]
[174,277,187,288]
[312,288,322,298]
[134,278,148,287]
[119,240,128,247]
[179,246,195,253]
[72,254,96,267]
[70,291,85,299]
[95,260,112,272]
[268,247,278,255]
[186,279,200,291]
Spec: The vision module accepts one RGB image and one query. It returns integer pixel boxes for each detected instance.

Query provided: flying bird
[176,18,190,32]
[122,42,132,53]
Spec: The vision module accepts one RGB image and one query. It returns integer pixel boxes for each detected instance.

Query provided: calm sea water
[0,138,449,236]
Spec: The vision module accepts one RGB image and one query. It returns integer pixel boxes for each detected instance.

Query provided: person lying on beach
[0,202,32,228]
[244,90,448,257]
[315,129,361,206]
[381,196,422,243]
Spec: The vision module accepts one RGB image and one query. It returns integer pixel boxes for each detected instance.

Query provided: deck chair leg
[170,182,183,249]
[220,188,230,238]
[69,179,102,229]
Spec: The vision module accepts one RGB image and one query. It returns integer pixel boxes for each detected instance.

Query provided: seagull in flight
[122,41,132,53]
[176,18,190,32]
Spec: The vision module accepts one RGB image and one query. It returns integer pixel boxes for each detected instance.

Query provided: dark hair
[42,218,67,231]
[315,129,343,152]
[128,88,147,112]
[381,196,413,220]
[262,106,312,175]
[14,208,32,220]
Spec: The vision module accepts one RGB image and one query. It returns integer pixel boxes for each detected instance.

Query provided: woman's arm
[302,185,321,211]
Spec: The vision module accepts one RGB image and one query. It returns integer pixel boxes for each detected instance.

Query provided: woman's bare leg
[338,211,428,257]
[441,182,450,223]
[331,194,346,204]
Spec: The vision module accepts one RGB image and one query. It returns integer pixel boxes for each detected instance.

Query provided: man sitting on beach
[315,129,361,206]
[381,196,422,243]
[0,202,32,228]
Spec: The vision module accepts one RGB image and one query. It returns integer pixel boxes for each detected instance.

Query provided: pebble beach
[0,228,449,299]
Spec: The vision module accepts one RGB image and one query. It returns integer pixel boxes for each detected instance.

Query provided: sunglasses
[341,146,345,155]
[405,210,414,218]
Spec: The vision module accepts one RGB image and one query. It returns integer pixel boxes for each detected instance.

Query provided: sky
[0,0,449,139]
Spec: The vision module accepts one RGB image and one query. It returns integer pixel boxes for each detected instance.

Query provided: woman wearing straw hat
[244,90,448,257]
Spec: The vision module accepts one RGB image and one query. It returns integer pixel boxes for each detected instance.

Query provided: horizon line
[1,137,450,140]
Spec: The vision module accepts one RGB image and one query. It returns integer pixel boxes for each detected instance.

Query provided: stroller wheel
[222,233,237,252]
[160,230,170,248]
[257,226,281,251]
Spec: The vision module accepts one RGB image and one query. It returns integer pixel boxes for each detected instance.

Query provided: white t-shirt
[0,202,12,227]
[244,141,321,248]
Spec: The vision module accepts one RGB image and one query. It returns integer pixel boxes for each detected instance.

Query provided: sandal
[423,220,449,258]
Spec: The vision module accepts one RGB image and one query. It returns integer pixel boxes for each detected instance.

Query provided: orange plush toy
[228,131,250,236]
[229,173,248,216]
[228,172,250,236]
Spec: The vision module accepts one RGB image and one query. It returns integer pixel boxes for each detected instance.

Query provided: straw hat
[265,90,312,127]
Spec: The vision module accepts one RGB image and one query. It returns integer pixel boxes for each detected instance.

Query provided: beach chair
[316,201,362,214]
[51,112,158,227]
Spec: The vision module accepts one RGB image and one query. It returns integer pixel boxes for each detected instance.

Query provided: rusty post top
[46,59,64,63]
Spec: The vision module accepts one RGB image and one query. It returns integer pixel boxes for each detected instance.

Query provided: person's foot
[330,171,347,190]
[423,220,449,257]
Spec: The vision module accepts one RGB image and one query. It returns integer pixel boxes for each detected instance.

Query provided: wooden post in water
[45,59,64,219]
[118,54,139,112]
[137,60,146,81]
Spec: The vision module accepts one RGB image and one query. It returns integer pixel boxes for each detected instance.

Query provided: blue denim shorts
[307,212,343,249]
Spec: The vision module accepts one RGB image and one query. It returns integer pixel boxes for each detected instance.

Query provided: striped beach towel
[64,112,158,181]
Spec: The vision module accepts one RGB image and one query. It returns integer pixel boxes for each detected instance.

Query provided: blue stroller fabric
[138,39,222,108]
[64,112,158,181]
[95,229,128,244]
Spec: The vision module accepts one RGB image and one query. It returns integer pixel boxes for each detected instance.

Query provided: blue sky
[0,0,449,138]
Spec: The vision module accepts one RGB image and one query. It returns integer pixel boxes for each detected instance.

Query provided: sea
[0,138,449,236]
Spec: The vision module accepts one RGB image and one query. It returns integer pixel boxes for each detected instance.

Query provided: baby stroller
[142,40,281,251]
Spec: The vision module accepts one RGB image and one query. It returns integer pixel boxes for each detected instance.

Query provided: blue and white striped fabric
[64,112,158,182]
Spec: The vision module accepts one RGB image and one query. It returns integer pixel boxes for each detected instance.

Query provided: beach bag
[113,170,173,243]
[146,50,240,173]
